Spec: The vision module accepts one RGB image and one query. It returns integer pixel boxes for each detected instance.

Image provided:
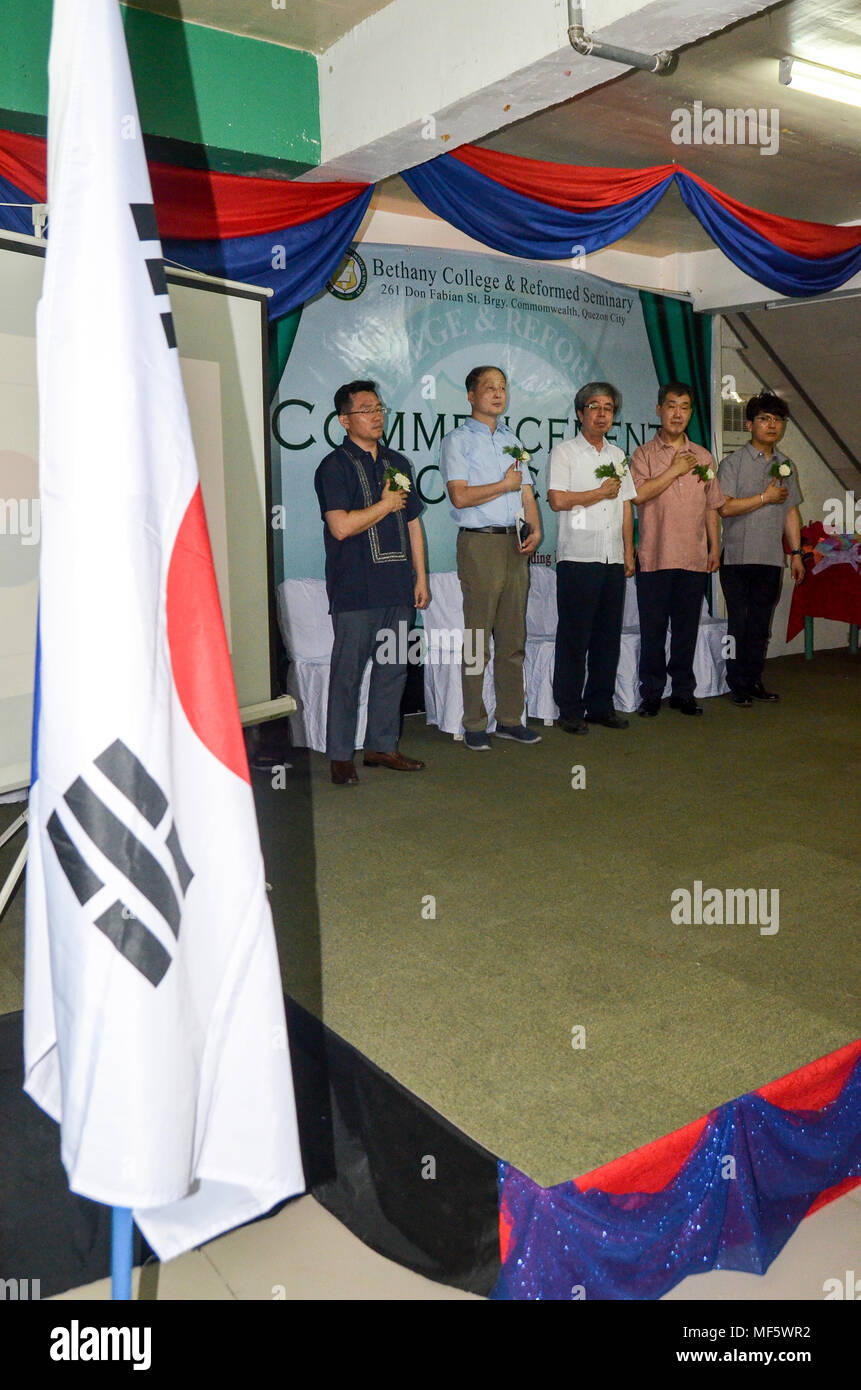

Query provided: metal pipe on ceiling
[567,1,676,75]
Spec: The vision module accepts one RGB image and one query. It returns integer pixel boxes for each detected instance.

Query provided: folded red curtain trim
[571,1036,861,1197]
[0,128,370,239]
[451,144,675,209]
[453,142,861,258]
[681,166,861,259]
[5,122,859,267]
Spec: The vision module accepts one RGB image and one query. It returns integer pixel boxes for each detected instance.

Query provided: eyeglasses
[344,404,389,417]
[753,414,784,425]
[584,403,614,413]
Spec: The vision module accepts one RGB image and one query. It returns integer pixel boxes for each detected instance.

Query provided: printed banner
[272,244,662,578]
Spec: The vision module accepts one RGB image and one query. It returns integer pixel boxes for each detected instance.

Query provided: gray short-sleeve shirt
[718,442,802,566]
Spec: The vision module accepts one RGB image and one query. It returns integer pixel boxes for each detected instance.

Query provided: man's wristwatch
[789,548,802,556]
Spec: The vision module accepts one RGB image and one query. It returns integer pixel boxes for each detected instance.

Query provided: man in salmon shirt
[630,382,724,717]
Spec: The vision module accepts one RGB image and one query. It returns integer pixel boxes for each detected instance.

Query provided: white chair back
[622,575,639,629]
[526,565,557,638]
[276,578,332,661]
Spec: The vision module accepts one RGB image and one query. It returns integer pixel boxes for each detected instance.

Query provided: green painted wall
[0,1,320,172]
[0,1,52,122]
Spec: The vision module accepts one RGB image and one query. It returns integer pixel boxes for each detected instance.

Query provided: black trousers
[719,562,782,693]
[553,561,625,719]
[636,566,707,702]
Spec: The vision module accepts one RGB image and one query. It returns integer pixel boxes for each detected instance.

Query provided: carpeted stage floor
[259,647,860,1187]
[1,648,859,1190]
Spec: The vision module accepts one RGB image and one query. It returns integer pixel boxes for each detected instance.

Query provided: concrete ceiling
[378,0,861,256]
[124,0,395,53]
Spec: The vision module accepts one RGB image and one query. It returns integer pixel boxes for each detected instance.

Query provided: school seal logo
[326,249,368,300]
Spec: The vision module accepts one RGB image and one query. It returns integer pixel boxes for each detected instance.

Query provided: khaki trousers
[456,530,529,732]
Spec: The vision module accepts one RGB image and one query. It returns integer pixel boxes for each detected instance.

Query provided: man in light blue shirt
[439,365,542,749]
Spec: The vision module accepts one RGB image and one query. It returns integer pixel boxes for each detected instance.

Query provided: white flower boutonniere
[383,465,411,493]
[692,464,715,482]
[595,458,628,481]
[772,460,792,479]
[504,445,531,466]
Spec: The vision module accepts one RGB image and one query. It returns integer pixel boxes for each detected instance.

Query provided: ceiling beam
[305,0,779,181]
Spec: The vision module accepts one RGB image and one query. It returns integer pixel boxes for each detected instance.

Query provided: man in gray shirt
[717,394,805,706]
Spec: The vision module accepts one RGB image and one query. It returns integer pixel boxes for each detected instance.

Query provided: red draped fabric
[451,144,674,210]
[573,1037,861,1197]
[6,123,860,261]
[0,128,370,239]
[681,167,861,259]
[451,143,861,258]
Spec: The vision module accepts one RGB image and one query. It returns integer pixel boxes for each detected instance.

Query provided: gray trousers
[326,605,412,760]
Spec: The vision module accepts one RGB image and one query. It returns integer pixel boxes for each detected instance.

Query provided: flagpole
[111,1207,133,1300]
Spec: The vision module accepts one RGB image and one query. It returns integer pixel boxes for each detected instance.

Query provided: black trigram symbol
[47,739,193,986]
[129,202,176,350]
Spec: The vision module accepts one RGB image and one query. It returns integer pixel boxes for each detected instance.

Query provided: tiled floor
[52,1183,861,1301]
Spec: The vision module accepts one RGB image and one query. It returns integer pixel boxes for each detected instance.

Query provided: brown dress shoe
[362,750,425,772]
[330,759,359,785]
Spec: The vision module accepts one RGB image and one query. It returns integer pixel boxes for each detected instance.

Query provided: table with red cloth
[786,521,861,654]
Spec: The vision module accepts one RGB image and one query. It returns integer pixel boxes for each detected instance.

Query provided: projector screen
[0,233,274,793]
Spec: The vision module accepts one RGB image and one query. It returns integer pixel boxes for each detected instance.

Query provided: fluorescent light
[779,56,861,109]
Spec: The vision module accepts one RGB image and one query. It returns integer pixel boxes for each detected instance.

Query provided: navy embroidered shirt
[314,441,424,613]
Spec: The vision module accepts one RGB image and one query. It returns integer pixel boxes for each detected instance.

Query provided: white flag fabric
[24,0,304,1260]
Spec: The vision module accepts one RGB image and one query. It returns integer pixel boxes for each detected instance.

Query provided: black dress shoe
[730,691,753,707]
[668,696,703,715]
[750,683,779,701]
[558,717,588,734]
[363,750,425,771]
[331,759,359,785]
[586,713,630,729]
[637,699,661,717]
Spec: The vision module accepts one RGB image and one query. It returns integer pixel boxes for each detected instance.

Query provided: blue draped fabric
[163,185,374,320]
[0,172,373,321]
[404,153,861,298]
[402,156,673,260]
[675,173,861,297]
[0,174,40,235]
[492,1054,861,1300]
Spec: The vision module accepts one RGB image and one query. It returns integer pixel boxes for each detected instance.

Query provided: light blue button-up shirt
[439,417,526,529]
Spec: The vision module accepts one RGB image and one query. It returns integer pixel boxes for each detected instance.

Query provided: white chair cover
[422,571,497,735]
[524,565,557,723]
[275,579,370,752]
[276,573,729,744]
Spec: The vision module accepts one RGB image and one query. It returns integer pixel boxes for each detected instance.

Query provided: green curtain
[268,307,302,404]
[639,290,714,608]
[267,308,302,589]
[639,291,712,449]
